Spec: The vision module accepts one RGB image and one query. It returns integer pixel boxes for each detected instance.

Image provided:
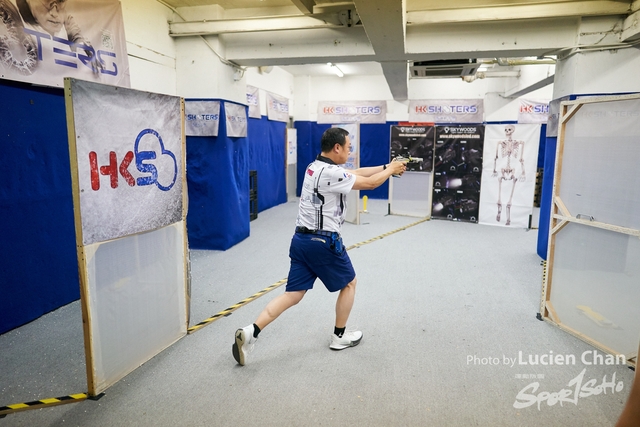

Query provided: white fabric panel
[71,79,183,245]
[185,100,220,136]
[549,223,640,356]
[560,99,640,229]
[478,124,540,228]
[518,99,549,124]
[287,128,297,165]
[390,172,432,217]
[317,101,387,124]
[224,102,247,137]
[266,91,290,122]
[85,222,187,394]
[246,85,260,119]
[409,99,484,123]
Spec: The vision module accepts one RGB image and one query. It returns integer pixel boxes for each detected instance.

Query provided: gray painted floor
[0,199,634,426]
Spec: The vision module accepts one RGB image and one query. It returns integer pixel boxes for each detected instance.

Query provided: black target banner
[432,125,484,223]
[389,125,434,172]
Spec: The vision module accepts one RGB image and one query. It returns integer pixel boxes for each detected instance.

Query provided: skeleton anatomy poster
[432,125,484,223]
[390,125,434,172]
[478,124,540,228]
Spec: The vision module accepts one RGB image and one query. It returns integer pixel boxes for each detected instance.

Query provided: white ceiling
[159,0,640,99]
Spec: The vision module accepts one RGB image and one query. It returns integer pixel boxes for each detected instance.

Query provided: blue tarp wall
[248,117,287,212]
[1,89,288,333]
[186,109,287,250]
[294,121,398,200]
[0,80,79,334]
[537,135,556,260]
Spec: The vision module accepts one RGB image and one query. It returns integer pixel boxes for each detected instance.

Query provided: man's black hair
[320,127,349,153]
[16,0,37,27]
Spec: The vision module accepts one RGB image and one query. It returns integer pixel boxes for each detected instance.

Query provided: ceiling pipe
[462,70,521,82]
[480,58,556,67]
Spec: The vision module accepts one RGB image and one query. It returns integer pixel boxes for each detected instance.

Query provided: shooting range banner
[478,124,541,228]
[224,101,247,137]
[287,127,297,165]
[518,99,549,124]
[318,101,387,124]
[432,125,485,223]
[390,125,435,172]
[409,99,484,123]
[68,79,182,246]
[546,96,570,137]
[266,91,289,123]
[185,100,220,136]
[247,85,260,118]
[332,123,359,170]
[0,0,130,88]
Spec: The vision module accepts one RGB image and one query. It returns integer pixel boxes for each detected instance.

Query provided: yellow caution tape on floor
[0,393,88,416]
[188,217,429,334]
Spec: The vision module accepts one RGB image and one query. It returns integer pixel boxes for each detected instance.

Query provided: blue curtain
[537,136,557,259]
[186,102,250,250]
[248,117,287,212]
[359,122,397,199]
[0,80,79,334]
[294,121,330,197]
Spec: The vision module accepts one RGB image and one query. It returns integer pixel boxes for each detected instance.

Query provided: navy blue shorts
[286,232,356,293]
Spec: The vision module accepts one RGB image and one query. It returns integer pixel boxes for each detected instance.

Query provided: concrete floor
[0,199,634,426]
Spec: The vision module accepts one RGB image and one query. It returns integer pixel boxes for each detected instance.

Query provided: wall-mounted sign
[409,99,484,123]
[318,101,387,124]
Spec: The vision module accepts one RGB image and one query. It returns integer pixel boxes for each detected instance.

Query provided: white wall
[174,35,245,102]
[554,48,640,98]
[553,16,640,99]
[245,67,295,117]
[293,67,555,123]
[293,74,400,121]
[118,3,637,123]
[120,0,255,103]
[120,0,177,95]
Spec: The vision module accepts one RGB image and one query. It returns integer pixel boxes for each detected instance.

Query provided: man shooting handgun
[391,155,424,176]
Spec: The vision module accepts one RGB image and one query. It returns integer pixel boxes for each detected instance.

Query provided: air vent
[410,59,479,78]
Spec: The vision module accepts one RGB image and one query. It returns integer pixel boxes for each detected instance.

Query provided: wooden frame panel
[64,79,189,395]
[540,93,640,368]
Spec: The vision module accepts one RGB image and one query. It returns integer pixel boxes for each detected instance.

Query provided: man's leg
[335,277,357,328]
[233,290,305,366]
[330,277,362,350]
[255,290,306,330]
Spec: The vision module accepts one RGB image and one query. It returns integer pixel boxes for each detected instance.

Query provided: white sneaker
[329,330,363,350]
[232,325,257,366]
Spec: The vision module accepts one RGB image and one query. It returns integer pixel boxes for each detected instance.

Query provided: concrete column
[553,16,640,98]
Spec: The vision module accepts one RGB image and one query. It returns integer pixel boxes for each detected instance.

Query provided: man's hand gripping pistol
[391,156,423,177]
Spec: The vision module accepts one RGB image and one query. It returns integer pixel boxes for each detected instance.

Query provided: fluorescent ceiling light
[327,62,344,77]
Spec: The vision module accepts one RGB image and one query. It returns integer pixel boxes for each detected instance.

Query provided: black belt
[295,226,337,238]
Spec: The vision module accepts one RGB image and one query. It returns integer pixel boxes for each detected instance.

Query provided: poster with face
[478,124,541,227]
[0,0,130,88]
